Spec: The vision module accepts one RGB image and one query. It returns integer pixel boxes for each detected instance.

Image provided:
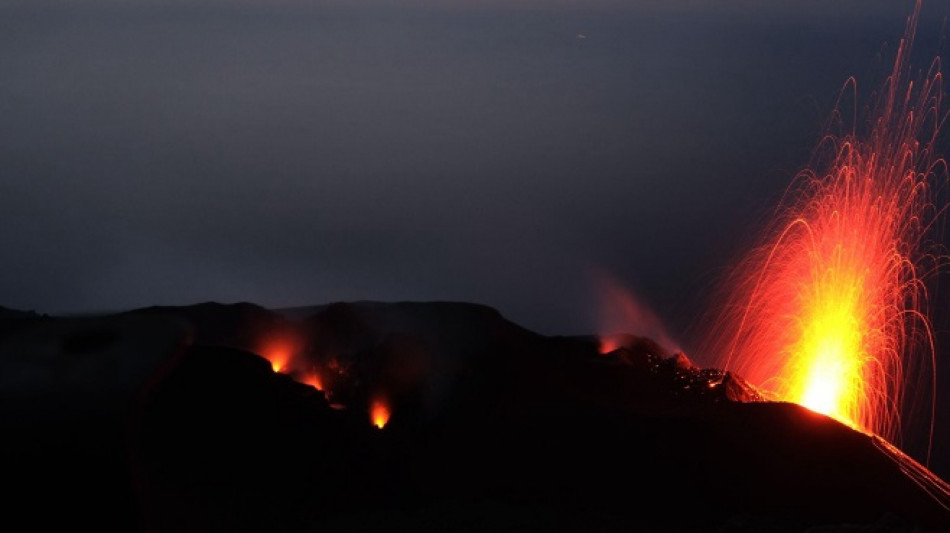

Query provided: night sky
[1,0,947,347]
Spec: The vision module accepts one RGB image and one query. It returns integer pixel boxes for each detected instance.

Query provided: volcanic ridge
[1,301,947,532]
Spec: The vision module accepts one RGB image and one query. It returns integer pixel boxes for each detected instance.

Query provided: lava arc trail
[710,2,946,459]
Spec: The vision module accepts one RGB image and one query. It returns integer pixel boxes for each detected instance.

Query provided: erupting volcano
[712,3,945,455]
[6,2,950,531]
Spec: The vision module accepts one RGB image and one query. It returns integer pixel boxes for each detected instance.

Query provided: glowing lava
[300,370,323,391]
[260,338,304,375]
[265,346,292,373]
[370,400,391,429]
[782,258,872,425]
[711,2,942,453]
[599,336,622,355]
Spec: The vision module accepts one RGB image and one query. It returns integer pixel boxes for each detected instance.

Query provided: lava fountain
[711,3,945,456]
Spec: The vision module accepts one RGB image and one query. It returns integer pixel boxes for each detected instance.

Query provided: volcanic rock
[719,371,765,403]
[123,301,296,353]
[607,346,656,371]
[0,304,39,319]
[134,345,380,533]
[0,304,43,341]
[669,351,694,370]
[1,300,946,532]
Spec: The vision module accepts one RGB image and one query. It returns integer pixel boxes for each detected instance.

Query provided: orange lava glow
[266,348,291,373]
[260,338,300,374]
[711,3,942,454]
[300,370,323,391]
[370,400,391,429]
[599,336,621,355]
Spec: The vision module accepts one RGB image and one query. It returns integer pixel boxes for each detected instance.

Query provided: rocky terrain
[1,301,947,532]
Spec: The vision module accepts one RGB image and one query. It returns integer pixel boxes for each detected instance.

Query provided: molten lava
[776,238,883,427]
[265,346,292,373]
[299,370,323,392]
[370,400,391,429]
[712,2,943,453]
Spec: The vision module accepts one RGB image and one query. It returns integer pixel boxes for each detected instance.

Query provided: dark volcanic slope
[123,301,298,353]
[1,301,948,532]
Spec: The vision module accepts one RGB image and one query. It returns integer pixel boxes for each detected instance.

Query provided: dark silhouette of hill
[0,301,946,532]
[0,304,42,341]
[0,304,39,319]
[123,301,297,353]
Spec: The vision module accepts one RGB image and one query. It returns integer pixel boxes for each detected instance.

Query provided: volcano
[1,301,948,532]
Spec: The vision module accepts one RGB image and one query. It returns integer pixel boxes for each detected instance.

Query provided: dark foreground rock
[0,301,947,532]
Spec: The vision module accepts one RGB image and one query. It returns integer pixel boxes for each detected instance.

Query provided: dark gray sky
[0,0,946,340]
